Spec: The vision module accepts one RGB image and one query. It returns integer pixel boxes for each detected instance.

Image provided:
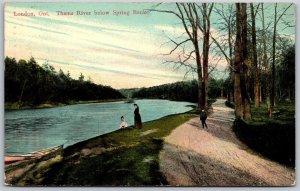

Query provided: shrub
[233,119,295,167]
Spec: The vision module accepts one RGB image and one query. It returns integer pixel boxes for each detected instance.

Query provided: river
[5,99,194,154]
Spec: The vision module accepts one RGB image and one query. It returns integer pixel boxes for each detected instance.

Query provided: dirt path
[160,99,295,186]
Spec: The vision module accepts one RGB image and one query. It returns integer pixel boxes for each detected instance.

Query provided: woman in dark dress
[134,104,142,129]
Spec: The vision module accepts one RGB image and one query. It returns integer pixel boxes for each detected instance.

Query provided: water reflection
[5,99,194,154]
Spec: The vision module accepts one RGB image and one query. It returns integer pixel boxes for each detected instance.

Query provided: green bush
[233,119,295,167]
[225,101,234,109]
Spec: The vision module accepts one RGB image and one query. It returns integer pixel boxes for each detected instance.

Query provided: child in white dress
[119,116,128,129]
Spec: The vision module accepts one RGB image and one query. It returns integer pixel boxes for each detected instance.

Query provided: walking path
[160,99,295,186]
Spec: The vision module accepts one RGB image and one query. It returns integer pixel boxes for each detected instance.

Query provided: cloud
[8,3,232,88]
[154,24,185,34]
[5,20,68,35]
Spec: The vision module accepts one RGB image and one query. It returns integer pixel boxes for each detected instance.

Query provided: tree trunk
[234,3,244,119]
[175,3,205,110]
[18,80,27,108]
[202,3,211,109]
[250,3,260,108]
[228,16,234,104]
[258,44,263,103]
[261,3,271,116]
[260,84,262,102]
[241,3,251,120]
[195,42,204,109]
[270,3,277,111]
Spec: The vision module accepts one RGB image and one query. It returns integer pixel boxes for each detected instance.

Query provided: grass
[16,112,197,186]
[233,101,295,167]
[250,102,295,123]
[225,100,235,109]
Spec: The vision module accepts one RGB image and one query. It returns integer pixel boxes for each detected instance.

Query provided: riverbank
[5,99,126,110]
[6,99,295,186]
[9,110,197,186]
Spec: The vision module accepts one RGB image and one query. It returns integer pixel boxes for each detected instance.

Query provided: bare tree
[241,3,251,120]
[234,3,243,119]
[233,3,251,120]
[250,3,260,108]
[151,3,214,109]
[261,3,271,115]
[270,3,293,114]
[201,3,214,108]
[212,4,235,103]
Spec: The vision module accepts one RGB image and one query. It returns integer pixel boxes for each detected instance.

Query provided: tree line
[152,3,294,119]
[231,3,294,119]
[132,79,227,103]
[5,57,124,108]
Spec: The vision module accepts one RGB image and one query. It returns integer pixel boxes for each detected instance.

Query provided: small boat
[5,155,36,165]
[5,145,63,185]
[4,145,63,185]
[5,145,63,166]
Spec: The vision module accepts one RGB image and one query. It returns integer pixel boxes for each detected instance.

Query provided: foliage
[225,100,235,109]
[208,78,228,98]
[132,79,225,103]
[276,45,295,101]
[233,101,295,167]
[233,117,295,167]
[132,80,198,103]
[245,44,295,103]
[5,57,124,107]
[118,88,139,98]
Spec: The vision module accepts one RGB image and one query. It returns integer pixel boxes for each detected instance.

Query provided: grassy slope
[250,102,295,123]
[17,112,197,186]
[233,101,295,167]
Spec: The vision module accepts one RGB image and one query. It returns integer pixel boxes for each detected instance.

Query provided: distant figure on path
[200,109,208,128]
[134,104,142,129]
[119,116,128,129]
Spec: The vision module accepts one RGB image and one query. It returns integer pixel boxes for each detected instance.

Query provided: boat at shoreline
[5,145,64,184]
[5,155,36,165]
[5,144,63,166]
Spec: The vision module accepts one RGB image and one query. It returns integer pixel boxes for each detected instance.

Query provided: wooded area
[5,3,295,119]
[5,57,124,108]
[132,79,226,103]
[148,3,295,166]
[152,3,295,120]
[132,80,198,103]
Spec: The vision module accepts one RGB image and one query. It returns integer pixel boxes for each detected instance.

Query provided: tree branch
[176,3,194,42]
[147,9,182,20]
[275,3,293,25]
[210,34,230,63]
[163,38,191,55]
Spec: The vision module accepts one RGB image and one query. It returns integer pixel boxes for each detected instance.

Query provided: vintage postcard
[4,2,295,186]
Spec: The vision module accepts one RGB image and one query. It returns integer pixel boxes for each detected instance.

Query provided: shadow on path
[161,143,266,186]
[160,99,295,186]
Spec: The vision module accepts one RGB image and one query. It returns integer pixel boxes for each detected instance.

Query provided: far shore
[4,98,127,111]
[5,98,198,111]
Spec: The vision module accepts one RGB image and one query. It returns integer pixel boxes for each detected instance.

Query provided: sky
[4,2,295,89]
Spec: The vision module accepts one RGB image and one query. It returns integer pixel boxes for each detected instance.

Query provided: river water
[5,99,194,154]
